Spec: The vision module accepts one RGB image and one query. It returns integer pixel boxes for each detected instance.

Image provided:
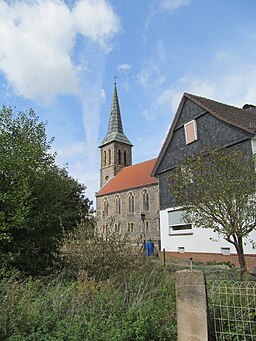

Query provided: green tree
[169,148,256,275]
[0,106,92,275]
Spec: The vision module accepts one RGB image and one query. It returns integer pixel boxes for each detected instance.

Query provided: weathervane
[114,75,118,84]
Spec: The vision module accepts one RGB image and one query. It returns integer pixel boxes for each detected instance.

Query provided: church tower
[99,82,133,188]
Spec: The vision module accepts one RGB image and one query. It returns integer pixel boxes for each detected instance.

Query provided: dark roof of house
[99,83,133,147]
[152,92,256,177]
[96,158,158,197]
[185,93,256,134]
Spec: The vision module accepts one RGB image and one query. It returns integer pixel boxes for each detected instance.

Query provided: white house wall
[252,137,256,155]
[160,208,256,255]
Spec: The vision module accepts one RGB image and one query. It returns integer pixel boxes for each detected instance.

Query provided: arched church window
[103,151,106,167]
[108,149,111,165]
[128,192,135,214]
[124,151,127,166]
[115,195,121,215]
[142,189,149,212]
[118,150,121,164]
[102,197,109,218]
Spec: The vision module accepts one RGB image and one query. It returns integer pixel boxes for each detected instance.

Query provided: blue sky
[0,0,256,204]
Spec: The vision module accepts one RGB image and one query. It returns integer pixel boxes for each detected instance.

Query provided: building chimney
[243,104,256,112]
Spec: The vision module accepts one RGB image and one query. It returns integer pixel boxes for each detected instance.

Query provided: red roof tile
[96,158,158,196]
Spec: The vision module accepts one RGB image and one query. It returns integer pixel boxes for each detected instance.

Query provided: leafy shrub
[62,223,145,281]
[0,265,177,340]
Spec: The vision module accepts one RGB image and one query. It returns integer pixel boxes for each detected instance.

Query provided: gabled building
[96,83,160,244]
[152,93,256,272]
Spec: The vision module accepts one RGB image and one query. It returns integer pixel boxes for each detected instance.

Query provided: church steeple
[99,82,133,188]
[100,83,132,147]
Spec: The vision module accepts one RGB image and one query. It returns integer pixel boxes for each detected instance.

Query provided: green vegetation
[0,106,176,340]
[207,280,256,341]
[169,148,256,275]
[63,224,145,281]
[0,106,92,276]
[1,106,255,340]
[0,263,177,340]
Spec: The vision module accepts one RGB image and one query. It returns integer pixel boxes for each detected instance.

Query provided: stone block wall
[96,183,160,243]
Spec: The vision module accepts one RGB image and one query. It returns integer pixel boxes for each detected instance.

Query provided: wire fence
[207,280,256,341]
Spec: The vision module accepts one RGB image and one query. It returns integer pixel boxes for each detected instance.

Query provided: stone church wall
[96,183,160,244]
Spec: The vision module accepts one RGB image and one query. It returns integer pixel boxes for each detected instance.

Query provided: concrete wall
[176,270,208,341]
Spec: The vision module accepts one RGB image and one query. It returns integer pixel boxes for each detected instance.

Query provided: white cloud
[160,0,190,12]
[156,64,256,113]
[116,63,132,90]
[216,51,230,61]
[0,0,120,102]
[137,64,165,88]
[0,0,120,200]
[137,41,166,88]
[72,0,120,49]
[117,63,131,71]
[156,88,183,112]
[100,88,106,101]
[57,142,86,158]
[141,109,157,122]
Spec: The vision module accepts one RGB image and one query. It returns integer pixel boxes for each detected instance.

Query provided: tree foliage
[0,106,92,275]
[169,148,256,274]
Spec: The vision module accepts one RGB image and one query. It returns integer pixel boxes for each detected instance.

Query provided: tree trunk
[234,236,248,278]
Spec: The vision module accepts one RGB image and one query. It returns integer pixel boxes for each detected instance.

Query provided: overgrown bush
[0,265,177,340]
[62,222,145,281]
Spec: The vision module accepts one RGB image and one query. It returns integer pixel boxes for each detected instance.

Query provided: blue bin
[145,242,154,256]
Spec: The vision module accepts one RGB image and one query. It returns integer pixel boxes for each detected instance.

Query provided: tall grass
[0,264,177,340]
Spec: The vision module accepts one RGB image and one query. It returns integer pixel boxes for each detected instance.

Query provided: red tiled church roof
[96,158,158,197]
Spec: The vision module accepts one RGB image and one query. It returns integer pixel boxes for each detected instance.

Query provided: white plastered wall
[252,137,256,155]
[160,208,256,255]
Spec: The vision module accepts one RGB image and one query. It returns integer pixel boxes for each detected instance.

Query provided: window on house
[178,247,185,253]
[102,197,109,218]
[184,120,197,144]
[168,209,193,235]
[115,195,121,215]
[221,247,231,256]
[124,151,127,166]
[118,150,121,164]
[128,192,135,214]
[169,224,192,235]
[108,149,111,165]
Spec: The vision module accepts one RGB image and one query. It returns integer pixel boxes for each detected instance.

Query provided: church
[96,83,160,245]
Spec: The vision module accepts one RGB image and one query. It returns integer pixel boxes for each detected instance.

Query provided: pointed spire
[100,83,133,147]
[107,83,124,135]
